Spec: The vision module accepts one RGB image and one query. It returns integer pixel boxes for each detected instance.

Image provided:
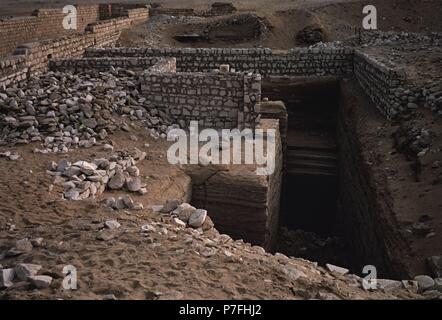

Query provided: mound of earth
[295,24,328,46]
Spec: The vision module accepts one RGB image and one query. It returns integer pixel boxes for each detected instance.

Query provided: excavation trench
[186,78,409,279]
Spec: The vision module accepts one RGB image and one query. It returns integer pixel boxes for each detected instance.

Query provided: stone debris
[15,238,33,252]
[29,275,53,289]
[104,220,121,230]
[325,263,349,275]
[0,262,55,290]
[0,71,181,152]
[0,151,21,161]
[414,275,436,292]
[188,209,208,228]
[159,200,212,231]
[102,195,143,211]
[160,198,181,213]
[14,263,42,281]
[48,151,147,201]
[0,268,15,288]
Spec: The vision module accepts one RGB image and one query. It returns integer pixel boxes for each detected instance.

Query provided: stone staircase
[286,144,337,177]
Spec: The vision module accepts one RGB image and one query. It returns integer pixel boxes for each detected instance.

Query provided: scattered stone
[402,280,419,293]
[326,264,349,275]
[141,223,156,233]
[103,144,114,151]
[188,209,207,228]
[31,237,44,247]
[29,275,53,289]
[173,218,187,227]
[97,230,120,241]
[0,268,15,288]
[414,275,435,291]
[160,199,181,213]
[377,279,403,292]
[105,220,121,230]
[15,263,42,281]
[102,197,116,208]
[15,238,33,252]
[126,177,142,192]
[282,266,306,281]
[108,171,125,189]
[202,216,215,231]
[173,203,196,222]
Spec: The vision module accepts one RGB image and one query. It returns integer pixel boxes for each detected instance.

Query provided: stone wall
[150,8,195,16]
[140,71,262,129]
[49,57,160,73]
[85,47,354,77]
[354,50,410,119]
[147,58,177,73]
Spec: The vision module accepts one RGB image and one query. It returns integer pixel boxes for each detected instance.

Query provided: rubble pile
[0,69,178,153]
[47,150,147,201]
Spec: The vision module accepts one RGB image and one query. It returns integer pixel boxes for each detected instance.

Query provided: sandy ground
[0,123,420,300]
[0,0,441,300]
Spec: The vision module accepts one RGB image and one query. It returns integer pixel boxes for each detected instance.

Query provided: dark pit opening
[262,78,351,268]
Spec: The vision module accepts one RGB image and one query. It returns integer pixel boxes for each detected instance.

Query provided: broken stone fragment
[108,170,125,189]
[122,195,134,209]
[202,216,214,231]
[414,275,435,292]
[15,263,42,281]
[173,203,197,222]
[105,220,121,230]
[188,209,207,228]
[376,279,403,292]
[73,161,98,175]
[132,202,144,210]
[64,189,80,200]
[29,275,53,289]
[173,218,187,228]
[160,199,182,213]
[0,268,15,288]
[102,197,116,208]
[97,229,120,241]
[15,238,33,252]
[126,177,142,192]
[325,263,349,275]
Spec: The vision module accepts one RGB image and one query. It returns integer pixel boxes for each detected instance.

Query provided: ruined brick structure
[0,3,149,87]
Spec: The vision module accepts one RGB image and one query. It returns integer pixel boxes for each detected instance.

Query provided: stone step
[286,168,337,177]
[287,159,337,170]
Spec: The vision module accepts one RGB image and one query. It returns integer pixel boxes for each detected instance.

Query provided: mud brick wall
[0,5,102,57]
[260,118,283,251]
[141,71,257,128]
[0,7,150,87]
[49,57,159,73]
[337,80,411,278]
[0,56,28,88]
[12,34,96,75]
[85,47,354,77]
[189,118,283,251]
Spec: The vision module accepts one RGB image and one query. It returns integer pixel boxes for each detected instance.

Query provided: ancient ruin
[0,0,441,301]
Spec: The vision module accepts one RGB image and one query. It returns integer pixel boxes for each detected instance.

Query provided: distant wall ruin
[0,4,149,87]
